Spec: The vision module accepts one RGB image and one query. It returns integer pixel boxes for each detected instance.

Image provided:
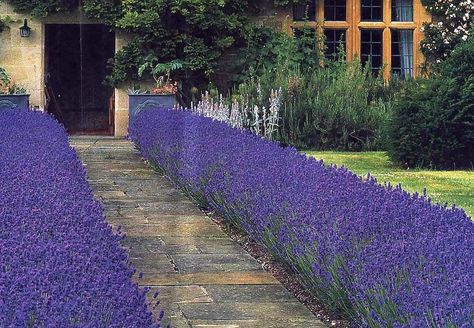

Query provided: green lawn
[305,151,474,218]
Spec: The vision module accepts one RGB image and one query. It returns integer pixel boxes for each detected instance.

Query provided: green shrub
[207,27,398,150]
[388,36,474,169]
[0,18,7,33]
[278,60,394,150]
[197,25,398,150]
[235,24,323,85]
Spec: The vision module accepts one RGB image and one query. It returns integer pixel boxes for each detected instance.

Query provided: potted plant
[128,56,183,123]
[0,67,29,111]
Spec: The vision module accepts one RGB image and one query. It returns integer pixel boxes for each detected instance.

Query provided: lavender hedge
[130,108,474,327]
[0,110,159,327]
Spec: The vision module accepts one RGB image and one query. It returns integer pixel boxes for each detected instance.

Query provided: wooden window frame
[289,0,431,79]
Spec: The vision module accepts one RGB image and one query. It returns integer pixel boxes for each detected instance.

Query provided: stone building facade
[0,1,431,136]
[0,2,130,136]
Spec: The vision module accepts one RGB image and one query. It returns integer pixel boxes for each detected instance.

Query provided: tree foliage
[5,0,78,17]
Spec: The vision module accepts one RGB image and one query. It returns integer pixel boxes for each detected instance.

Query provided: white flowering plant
[190,84,282,141]
[421,0,473,64]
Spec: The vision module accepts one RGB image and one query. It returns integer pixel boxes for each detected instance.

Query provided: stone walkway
[70,136,325,328]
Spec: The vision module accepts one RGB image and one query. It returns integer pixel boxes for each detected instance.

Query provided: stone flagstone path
[70,136,325,328]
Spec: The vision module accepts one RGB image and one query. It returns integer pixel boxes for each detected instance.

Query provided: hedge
[130,108,474,327]
[0,110,159,327]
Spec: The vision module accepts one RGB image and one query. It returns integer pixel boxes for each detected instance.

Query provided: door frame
[41,13,117,135]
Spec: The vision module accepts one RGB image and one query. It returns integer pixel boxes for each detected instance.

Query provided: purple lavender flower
[130,108,474,327]
[0,110,159,327]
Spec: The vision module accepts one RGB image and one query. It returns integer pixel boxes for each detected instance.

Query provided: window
[391,29,413,78]
[392,0,413,22]
[361,0,383,21]
[361,29,383,74]
[293,0,316,21]
[324,0,347,21]
[324,29,346,60]
[290,0,423,79]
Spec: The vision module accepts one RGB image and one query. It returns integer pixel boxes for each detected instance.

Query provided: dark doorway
[45,24,115,134]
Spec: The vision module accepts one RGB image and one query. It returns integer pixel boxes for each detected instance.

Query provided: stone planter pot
[128,94,176,124]
[0,94,30,111]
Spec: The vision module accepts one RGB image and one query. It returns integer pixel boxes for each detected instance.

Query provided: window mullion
[383,0,390,79]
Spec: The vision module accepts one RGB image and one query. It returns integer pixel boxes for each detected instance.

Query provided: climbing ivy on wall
[420,0,473,66]
[5,0,471,86]
[99,0,252,89]
[3,0,259,92]
[4,0,77,17]
[2,0,323,92]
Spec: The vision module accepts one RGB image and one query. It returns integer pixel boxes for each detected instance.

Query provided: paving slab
[140,271,280,286]
[70,136,325,328]
[171,254,262,273]
[204,285,297,303]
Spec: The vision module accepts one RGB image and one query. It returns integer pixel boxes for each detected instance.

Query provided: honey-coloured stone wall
[0,3,44,108]
[0,3,129,136]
